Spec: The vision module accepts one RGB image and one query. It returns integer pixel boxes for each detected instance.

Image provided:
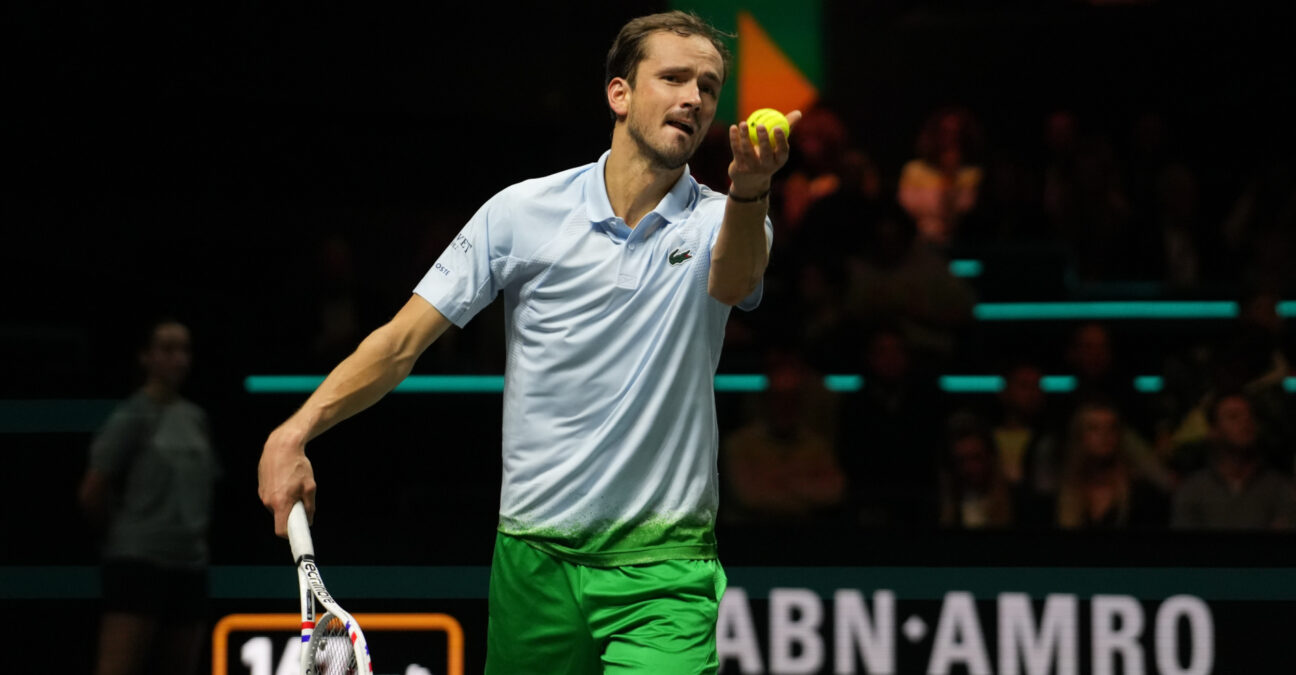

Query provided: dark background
[5,0,1295,562]
[6,2,1296,673]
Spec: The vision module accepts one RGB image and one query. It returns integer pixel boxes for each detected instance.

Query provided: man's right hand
[258,424,316,537]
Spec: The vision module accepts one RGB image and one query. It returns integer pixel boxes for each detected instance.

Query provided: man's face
[867,333,908,381]
[1078,407,1120,459]
[623,31,722,171]
[1069,323,1112,377]
[952,436,992,488]
[1214,396,1258,449]
[1002,365,1044,418]
[1242,292,1280,334]
[937,113,963,151]
[141,322,192,390]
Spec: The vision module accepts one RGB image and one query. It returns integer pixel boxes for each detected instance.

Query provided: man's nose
[682,84,701,108]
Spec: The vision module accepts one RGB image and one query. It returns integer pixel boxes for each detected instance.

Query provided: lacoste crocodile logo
[669,248,693,266]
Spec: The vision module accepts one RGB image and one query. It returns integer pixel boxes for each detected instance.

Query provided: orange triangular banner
[737,10,818,121]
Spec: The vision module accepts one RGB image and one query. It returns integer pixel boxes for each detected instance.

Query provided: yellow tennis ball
[746,108,791,146]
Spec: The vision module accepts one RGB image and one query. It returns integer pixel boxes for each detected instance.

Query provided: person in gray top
[1172,392,1296,530]
[79,318,219,675]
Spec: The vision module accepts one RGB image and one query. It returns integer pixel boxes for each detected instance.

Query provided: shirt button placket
[617,233,641,289]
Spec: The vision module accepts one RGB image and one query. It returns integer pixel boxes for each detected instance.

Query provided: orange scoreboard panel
[212,613,464,675]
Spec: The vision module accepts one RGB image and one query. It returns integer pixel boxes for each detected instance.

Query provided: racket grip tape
[287,500,315,562]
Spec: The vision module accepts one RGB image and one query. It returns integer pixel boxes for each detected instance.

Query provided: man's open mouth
[666,120,695,135]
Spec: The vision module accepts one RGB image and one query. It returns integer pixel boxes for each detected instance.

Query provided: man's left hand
[727,109,802,199]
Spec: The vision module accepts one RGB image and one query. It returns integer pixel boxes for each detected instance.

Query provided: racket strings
[310,612,358,675]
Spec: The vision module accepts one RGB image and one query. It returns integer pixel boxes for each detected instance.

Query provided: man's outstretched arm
[257,294,452,536]
[708,110,801,306]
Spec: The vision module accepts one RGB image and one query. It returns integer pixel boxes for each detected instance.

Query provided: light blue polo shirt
[414,151,770,566]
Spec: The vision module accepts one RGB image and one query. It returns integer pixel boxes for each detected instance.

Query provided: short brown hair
[605,10,733,90]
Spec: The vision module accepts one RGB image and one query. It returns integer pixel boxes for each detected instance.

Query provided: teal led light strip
[1039,375,1078,393]
[948,259,983,278]
[973,301,1239,321]
[239,375,1296,397]
[244,375,773,394]
[934,375,1119,394]
[940,375,1004,393]
[1134,376,1165,393]
[244,375,326,392]
[244,375,505,394]
[713,374,769,392]
[394,375,504,393]
[823,374,864,392]
[0,373,1282,434]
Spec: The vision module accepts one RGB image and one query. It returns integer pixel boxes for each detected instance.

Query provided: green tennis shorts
[485,531,727,675]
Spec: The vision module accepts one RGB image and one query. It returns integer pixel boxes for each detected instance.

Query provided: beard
[627,114,694,171]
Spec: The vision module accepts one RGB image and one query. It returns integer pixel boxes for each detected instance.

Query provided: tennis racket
[287,501,372,675]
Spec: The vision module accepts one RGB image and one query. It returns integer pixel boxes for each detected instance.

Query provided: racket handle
[287,500,315,561]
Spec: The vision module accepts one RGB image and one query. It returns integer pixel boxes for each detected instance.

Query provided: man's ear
[607,77,630,119]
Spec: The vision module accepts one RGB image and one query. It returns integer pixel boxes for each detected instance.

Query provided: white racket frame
[287,501,372,675]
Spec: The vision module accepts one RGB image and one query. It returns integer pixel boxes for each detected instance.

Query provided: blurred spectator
[1055,321,1152,438]
[898,106,986,250]
[1124,110,1173,227]
[1223,287,1294,395]
[990,359,1051,488]
[1220,157,1296,290]
[1122,111,1214,287]
[842,201,976,368]
[1054,400,1169,529]
[1038,109,1078,244]
[778,103,849,233]
[789,257,854,374]
[938,412,1022,530]
[958,146,1047,246]
[1232,288,1296,463]
[773,104,884,315]
[837,325,948,528]
[1152,330,1219,460]
[721,349,846,524]
[1150,162,1214,288]
[78,318,219,675]
[1067,322,1115,387]
[1172,392,1296,530]
[1042,112,1133,282]
[777,103,883,239]
[1040,109,1079,203]
[1169,392,1289,481]
[1167,292,1296,474]
[1033,387,1173,501]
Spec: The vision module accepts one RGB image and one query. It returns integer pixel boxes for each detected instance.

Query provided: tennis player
[258,10,799,673]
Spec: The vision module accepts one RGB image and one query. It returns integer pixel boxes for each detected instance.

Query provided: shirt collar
[585,150,698,230]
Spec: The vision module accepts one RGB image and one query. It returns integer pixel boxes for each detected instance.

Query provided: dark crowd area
[5,1,1296,567]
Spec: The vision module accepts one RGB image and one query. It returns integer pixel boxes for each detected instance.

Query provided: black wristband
[728,188,771,203]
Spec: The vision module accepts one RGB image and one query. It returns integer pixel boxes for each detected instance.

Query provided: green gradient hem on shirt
[520,539,718,567]
[499,514,718,567]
